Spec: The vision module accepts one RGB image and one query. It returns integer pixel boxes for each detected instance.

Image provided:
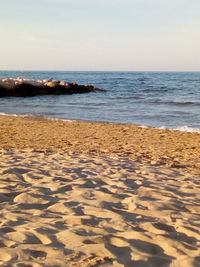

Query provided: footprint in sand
[13,193,49,204]
[0,250,13,262]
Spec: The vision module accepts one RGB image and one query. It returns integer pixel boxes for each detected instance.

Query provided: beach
[0,115,200,266]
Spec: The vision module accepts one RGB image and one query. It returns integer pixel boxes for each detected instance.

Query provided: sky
[0,0,200,71]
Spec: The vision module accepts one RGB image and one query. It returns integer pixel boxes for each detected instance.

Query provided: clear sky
[0,0,200,71]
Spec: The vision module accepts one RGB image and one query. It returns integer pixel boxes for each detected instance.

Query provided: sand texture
[0,116,200,266]
[1,116,200,174]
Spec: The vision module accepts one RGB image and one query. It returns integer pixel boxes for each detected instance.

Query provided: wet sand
[0,115,200,266]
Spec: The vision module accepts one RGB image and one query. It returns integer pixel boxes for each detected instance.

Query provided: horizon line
[0,69,200,73]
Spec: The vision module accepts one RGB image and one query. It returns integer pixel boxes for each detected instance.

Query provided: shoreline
[1,114,200,173]
[1,112,200,133]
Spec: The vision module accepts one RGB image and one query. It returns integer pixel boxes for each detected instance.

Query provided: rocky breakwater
[0,78,105,97]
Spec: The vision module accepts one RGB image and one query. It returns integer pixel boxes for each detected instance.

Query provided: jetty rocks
[0,78,105,97]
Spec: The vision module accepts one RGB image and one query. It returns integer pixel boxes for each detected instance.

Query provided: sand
[0,115,200,267]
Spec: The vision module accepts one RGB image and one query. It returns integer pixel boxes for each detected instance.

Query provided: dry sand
[0,115,200,267]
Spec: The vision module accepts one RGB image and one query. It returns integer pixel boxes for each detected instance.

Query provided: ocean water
[0,71,200,132]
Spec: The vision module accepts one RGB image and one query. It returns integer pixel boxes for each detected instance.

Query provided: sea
[0,71,200,132]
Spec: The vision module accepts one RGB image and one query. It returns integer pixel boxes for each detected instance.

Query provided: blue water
[0,71,200,130]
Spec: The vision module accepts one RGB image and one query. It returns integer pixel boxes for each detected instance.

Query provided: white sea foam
[158,125,200,134]
[172,125,200,133]
[46,117,74,122]
[139,125,148,128]
[0,112,74,122]
[0,112,19,117]
[0,112,38,118]
[140,124,200,134]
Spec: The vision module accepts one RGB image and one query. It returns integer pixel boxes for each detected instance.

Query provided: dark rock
[0,78,105,97]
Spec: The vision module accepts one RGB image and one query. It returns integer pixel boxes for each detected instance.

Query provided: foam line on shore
[0,111,200,134]
[158,125,200,134]
[0,112,74,122]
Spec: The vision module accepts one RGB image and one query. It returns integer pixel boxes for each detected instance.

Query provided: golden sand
[0,115,200,266]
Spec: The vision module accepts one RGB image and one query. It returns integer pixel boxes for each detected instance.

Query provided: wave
[125,99,200,106]
[0,112,29,118]
[142,88,168,93]
[0,112,73,122]
[166,101,200,106]
[140,124,200,133]
[173,126,200,133]
[159,125,200,134]
[146,100,200,106]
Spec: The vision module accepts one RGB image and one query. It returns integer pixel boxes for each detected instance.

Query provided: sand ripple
[0,150,199,266]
